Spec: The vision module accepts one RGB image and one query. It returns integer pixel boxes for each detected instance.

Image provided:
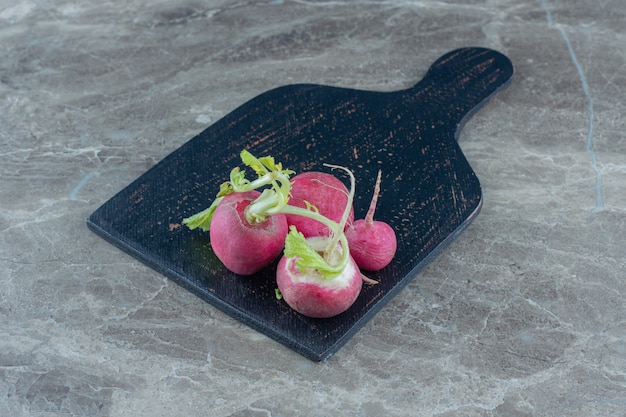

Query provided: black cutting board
[87,47,513,361]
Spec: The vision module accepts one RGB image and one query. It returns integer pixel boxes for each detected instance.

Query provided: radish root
[365,170,382,226]
[360,272,379,285]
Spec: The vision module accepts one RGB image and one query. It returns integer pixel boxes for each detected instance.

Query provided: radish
[276,233,362,318]
[208,190,288,275]
[183,150,295,275]
[285,171,354,237]
[346,170,397,271]
[276,165,374,318]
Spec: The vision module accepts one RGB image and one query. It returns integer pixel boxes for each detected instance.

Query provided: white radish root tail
[360,272,379,285]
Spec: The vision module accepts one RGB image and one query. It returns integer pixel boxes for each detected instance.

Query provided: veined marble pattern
[1,0,625,416]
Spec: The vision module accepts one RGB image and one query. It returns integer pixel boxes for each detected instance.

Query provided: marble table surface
[1,0,625,416]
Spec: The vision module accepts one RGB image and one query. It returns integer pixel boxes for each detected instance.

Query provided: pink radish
[183,150,295,275]
[286,171,354,237]
[346,170,397,271]
[276,165,375,318]
[276,235,362,318]
[209,190,288,275]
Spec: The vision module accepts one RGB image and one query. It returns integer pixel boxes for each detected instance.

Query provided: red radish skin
[286,172,354,237]
[276,241,362,318]
[346,170,397,271]
[210,190,288,275]
[346,220,397,271]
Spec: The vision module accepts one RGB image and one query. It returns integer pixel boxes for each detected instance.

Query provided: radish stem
[320,163,355,257]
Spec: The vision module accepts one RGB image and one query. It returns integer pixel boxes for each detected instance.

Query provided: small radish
[276,233,362,318]
[208,190,288,275]
[183,150,295,275]
[346,170,397,271]
[276,165,374,318]
[286,171,354,237]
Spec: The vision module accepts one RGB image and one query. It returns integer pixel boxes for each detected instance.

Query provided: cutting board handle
[401,47,514,134]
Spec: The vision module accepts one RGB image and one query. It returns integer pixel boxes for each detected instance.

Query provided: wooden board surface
[87,47,514,361]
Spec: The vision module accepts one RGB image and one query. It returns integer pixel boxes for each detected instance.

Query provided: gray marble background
[1,0,625,416]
